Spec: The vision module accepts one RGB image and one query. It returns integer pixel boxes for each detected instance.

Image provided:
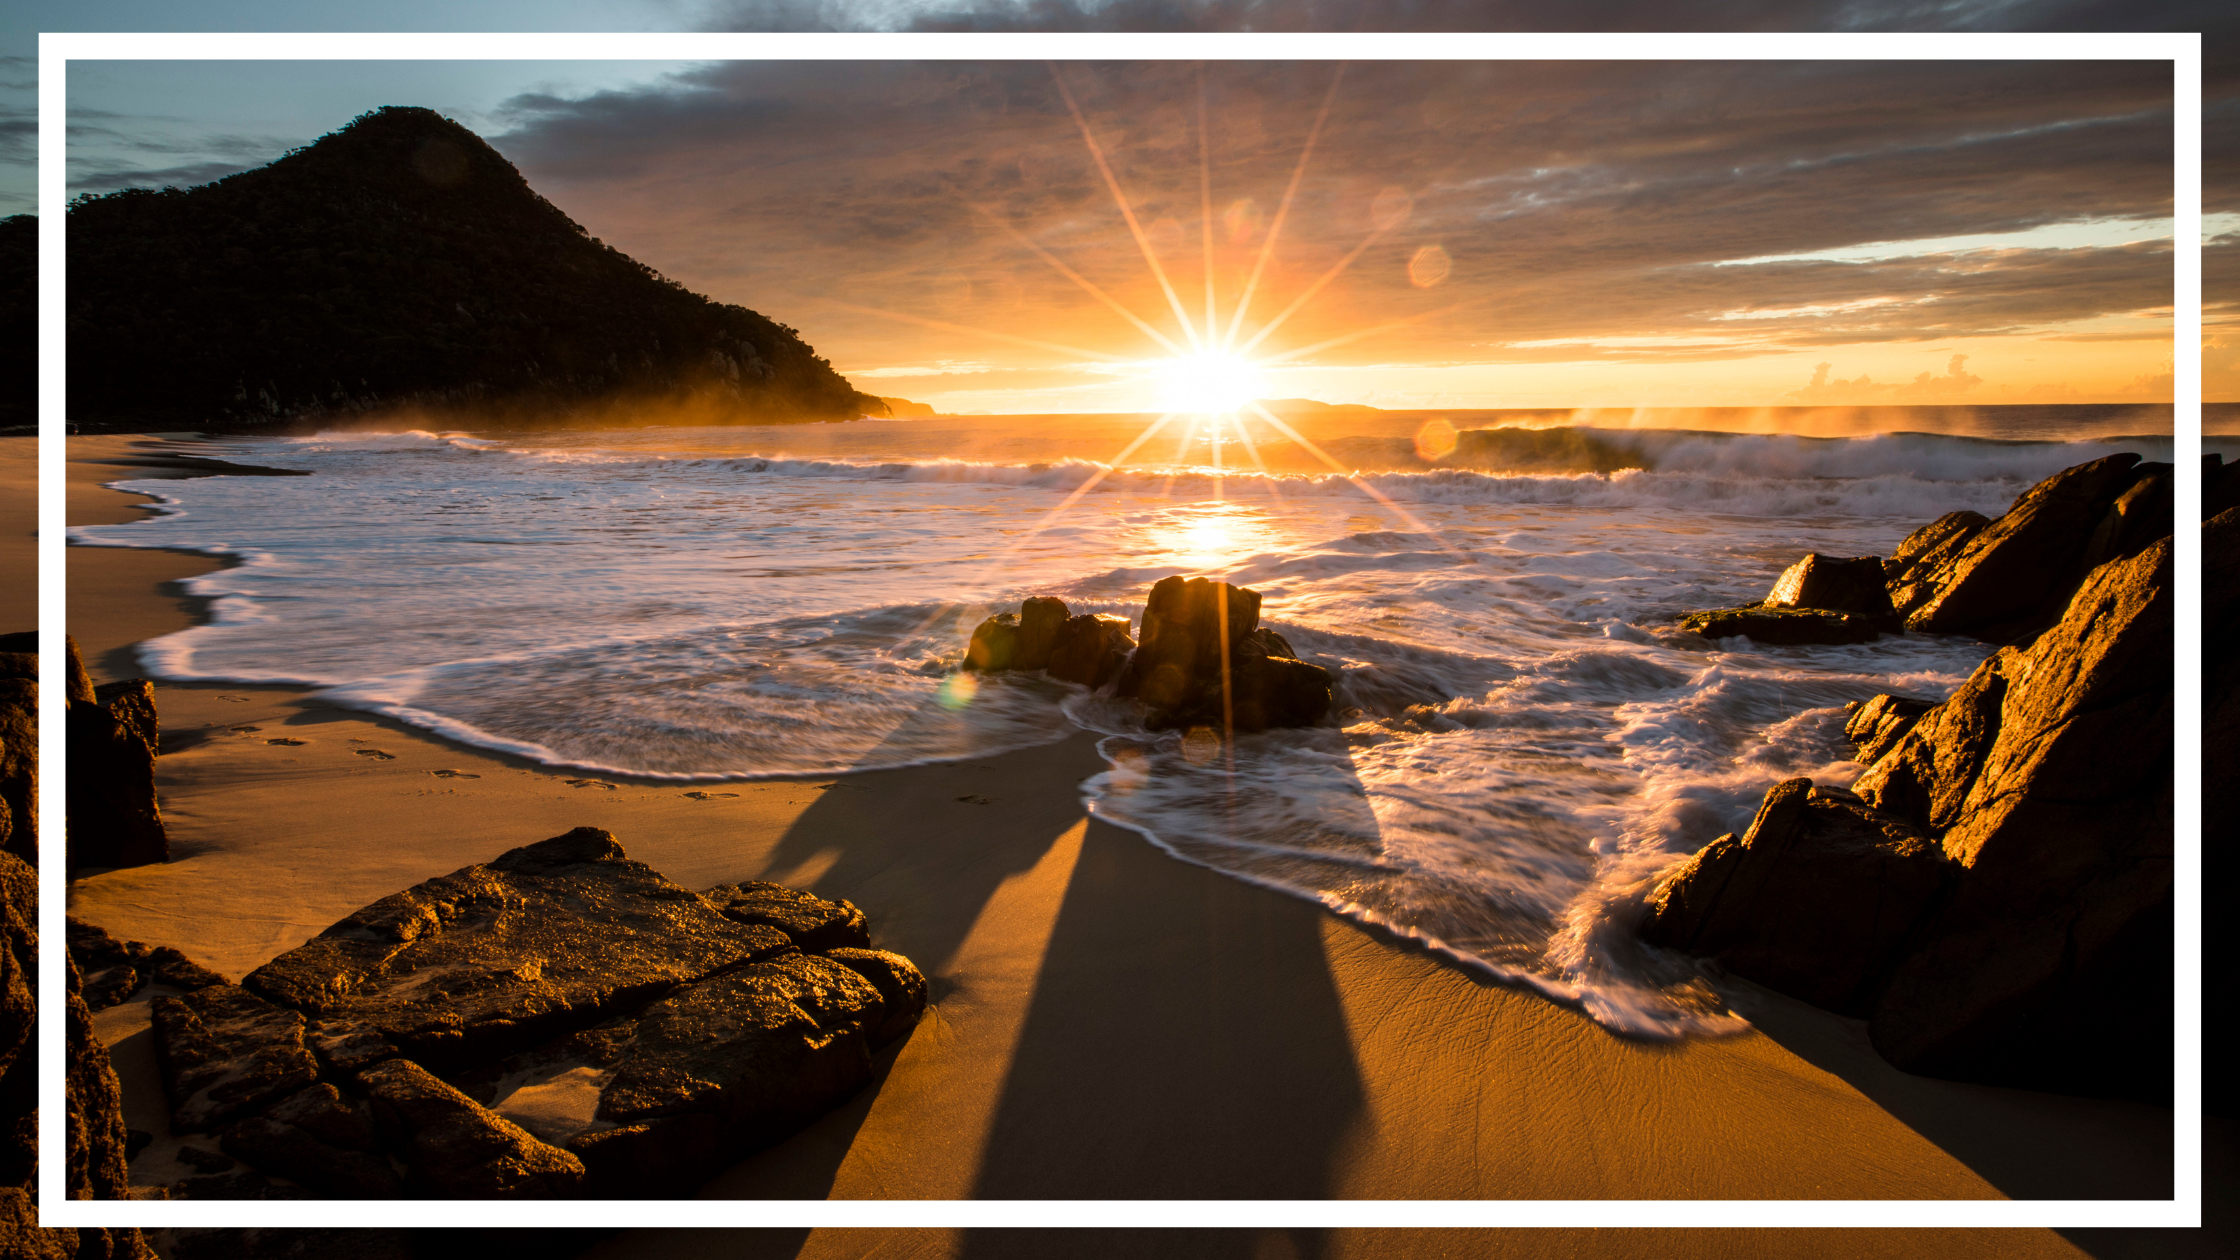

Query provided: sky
[8,2,2231,410]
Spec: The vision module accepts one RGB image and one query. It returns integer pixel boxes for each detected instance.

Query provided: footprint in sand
[565,779,618,790]
[956,794,994,805]
[430,769,480,779]
[265,738,307,746]
[228,726,260,734]
[682,791,740,800]
[220,696,251,704]
[353,749,397,761]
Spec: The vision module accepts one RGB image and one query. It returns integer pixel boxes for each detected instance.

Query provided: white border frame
[35,29,2203,1231]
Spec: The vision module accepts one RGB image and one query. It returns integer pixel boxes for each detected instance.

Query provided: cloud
[483,58,2174,375]
[1785,353,1983,404]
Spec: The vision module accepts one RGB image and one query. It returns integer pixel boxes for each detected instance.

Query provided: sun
[1155,351,1265,416]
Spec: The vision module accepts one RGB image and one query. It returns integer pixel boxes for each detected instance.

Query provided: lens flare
[1414,417,1459,461]
[936,672,979,710]
[1157,351,1264,415]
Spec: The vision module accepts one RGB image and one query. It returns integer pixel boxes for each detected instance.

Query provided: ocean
[71,405,2204,1039]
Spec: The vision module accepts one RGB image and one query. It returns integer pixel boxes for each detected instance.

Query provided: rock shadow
[960,814,1366,1202]
[1727,979,2176,1201]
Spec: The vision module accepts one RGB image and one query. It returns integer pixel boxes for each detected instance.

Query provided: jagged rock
[2079,462,2172,571]
[1227,631,1335,732]
[1642,779,1957,1016]
[175,1144,234,1173]
[358,1058,584,1199]
[1883,511,1991,620]
[1121,576,1262,709]
[1,853,34,1189]
[67,918,229,1011]
[963,612,1020,672]
[471,952,879,1197]
[242,827,793,1074]
[1763,553,1897,625]
[169,1228,418,1260]
[1046,613,1135,689]
[1863,535,2174,1099]
[1014,596,1068,671]
[0,634,34,867]
[1843,694,1935,766]
[66,954,140,1203]
[263,1082,380,1152]
[220,1116,403,1199]
[1902,452,2144,639]
[1675,606,1883,646]
[1118,576,1331,732]
[150,983,322,1134]
[2208,454,2240,523]
[1,1185,156,1259]
[171,1164,306,1200]
[700,881,868,952]
[825,947,928,1045]
[67,672,171,872]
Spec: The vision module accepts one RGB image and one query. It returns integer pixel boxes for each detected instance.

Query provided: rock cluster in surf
[1677,452,2172,647]
[964,578,1334,733]
[75,829,926,1199]
[1644,451,2194,1102]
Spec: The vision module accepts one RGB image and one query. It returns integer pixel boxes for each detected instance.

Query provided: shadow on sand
[1728,979,2176,1202]
[694,688,1371,1201]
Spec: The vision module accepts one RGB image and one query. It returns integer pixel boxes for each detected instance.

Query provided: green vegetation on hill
[67,107,885,431]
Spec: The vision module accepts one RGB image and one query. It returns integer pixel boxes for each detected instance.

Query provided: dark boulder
[1046,614,1135,689]
[219,1115,403,1198]
[1641,779,1957,1017]
[1863,534,2173,1099]
[1117,576,1330,731]
[1014,596,1069,671]
[963,612,1020,673]
[1883,511,1991,621]
[1763,553,1897,625]
[1901,453,2143,639]
[0,648,32,868]
[150,983,323,1133]
[469,952,883,1197]
[357,1058,584,1198]
[1120,576,1261,709]
[1227,633,1335,732]
[1675,606,1883,646]
[2078,462,2172,571]
[1,853,35,1191]
[825,947,929,1046]
[1842,694,1934,767]
[67,670,171,872]
[700,881,868,953]
[263,1081,380,1152]
[68,918,228,1011]
[242,827,794,1073]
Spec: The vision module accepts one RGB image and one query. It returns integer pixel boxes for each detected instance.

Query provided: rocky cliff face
[1644,453,2180,1102]
[0,638,157,1256]
[67,107,883,431]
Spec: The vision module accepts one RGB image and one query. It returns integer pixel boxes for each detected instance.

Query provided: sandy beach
[46,435,2224,1255]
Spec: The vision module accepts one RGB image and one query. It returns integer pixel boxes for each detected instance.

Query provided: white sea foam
[73,417,2143,1036]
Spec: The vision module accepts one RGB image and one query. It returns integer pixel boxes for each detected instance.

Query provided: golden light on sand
[1155,350,1265,416]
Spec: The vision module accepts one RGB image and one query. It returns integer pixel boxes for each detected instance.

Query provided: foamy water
[71,415,2194,1037]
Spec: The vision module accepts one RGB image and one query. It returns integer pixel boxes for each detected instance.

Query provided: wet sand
[50,435,2211,1253]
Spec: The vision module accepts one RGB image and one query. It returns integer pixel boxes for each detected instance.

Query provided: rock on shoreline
[1644,452,2181,1102]
[76,828,927,1199]
[965,580,1334,733]
[1676,452,2171,648]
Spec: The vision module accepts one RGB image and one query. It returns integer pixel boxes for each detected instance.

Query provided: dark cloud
[490,58,2173,370]
[698,0,2228,36]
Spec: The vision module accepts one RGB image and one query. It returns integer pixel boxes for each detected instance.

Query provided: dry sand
[46,436,2228,1256]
